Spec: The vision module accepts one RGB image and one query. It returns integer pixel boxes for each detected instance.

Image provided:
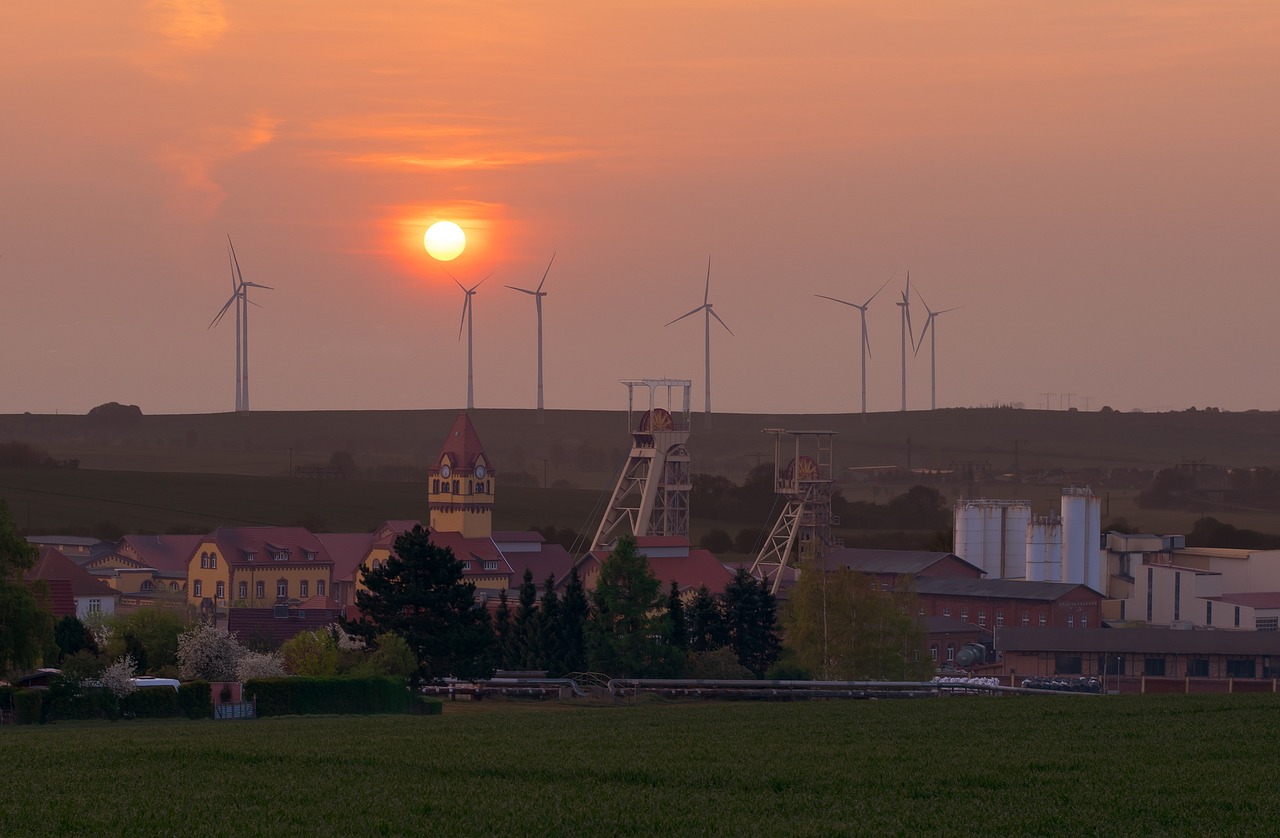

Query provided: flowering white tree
[98,654,139,698]
[236,650,286,681]
[177,624,244,681]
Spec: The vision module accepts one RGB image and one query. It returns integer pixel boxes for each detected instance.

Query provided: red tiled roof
[1214,592,1280,609]
[296,594,343,611]
[227,607,343,648]
[435,412,489,470]
[492,530,545,543]
[375,520,423,543]
[206,527,334,567]
[507,543,575,589]
[119,534,203,573]
[646,549,735,595]
[29,578,75,618]
[26,547,119,599]
[316,532,376,582]
[634,536,691,548]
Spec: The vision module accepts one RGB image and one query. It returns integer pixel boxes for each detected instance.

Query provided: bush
[245,676,412,717]
[42,678,117,722]
[179,681,214,719]
[412,695,443,716]
[120,686,181,719]
[13,689,41,725]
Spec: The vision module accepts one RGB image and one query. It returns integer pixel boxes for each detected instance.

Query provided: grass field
[3,695,1279,834]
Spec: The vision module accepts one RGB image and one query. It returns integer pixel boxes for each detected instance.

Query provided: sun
[424,221,466,261]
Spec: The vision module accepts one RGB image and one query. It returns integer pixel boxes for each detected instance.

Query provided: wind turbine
[666,255,733,424]
[815,273,894,417]
[896,272,916,412]
[451,272,490,411]
[913,285,963,411]
[506,253,554,425]
[227,238,272,413]
[209,237,271,413]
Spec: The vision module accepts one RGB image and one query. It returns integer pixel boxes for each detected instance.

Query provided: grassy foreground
[3,695,1279,835]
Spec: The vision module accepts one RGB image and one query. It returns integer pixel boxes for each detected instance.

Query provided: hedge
[179,681,214,720]
[245,676,413,717]
[412,695,443,716]
[14,690,42,725]
[120,686,182,719]
[43,679,117,722]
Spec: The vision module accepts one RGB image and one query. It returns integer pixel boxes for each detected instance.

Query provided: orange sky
[3,1,1278,415]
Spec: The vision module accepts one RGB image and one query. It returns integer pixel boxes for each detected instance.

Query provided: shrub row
[1,680,213,724]
[245,676,416,717]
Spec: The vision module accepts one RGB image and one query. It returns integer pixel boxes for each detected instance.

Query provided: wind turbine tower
[815,273,893,417]
[452,272,489,411]
[666,256,732,426]
[896,273,915,413]
[913,285,963,411]
[506,254,553,424]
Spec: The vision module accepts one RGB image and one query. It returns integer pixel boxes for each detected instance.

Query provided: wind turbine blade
[815,294,859,308]
[936,305,965,315]
[242,281,273,291]
[710,308,734,336]
[537,253,555,292]
[245,298,263,309]
[863,272,895,306]
[209,294,237,329]
[864,326,873,360]
[457,296,469,339]
[448,272,465,292]
[228,236,247,289]
[913,316,932,357]
[704,255,712,305]
[506,285,537,295]
[665,305,706,327]
[470,272,492,291]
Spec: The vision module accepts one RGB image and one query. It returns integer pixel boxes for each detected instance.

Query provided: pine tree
[665,580,688,651]
[0,500,54,672]
[341,524,494,683]
[687,584,727,653]
[513,568,539,670]
[537,574,561,675]
[559,566,589,674]
[723,569,781,677]
[493,588,513,670]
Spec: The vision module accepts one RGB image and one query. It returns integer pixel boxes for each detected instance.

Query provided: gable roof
[828,548,984,577]
[316,532,377,582]
[997,626,1280,655]
[118,534,204,573]
[913,576,1100,601]
[26,547,119,599]
[205,527,334,567]
[436,412,488,470]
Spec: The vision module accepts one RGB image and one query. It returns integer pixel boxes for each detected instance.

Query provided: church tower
[428,412,494,538]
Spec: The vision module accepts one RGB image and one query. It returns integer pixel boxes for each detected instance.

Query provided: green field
[3,695,1279,834]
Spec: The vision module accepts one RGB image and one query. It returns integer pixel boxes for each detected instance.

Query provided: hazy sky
[4,1,1278,416]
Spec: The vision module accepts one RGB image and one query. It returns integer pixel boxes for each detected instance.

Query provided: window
[477,481,486,494]
[210,553,217,569]
[1021,611,1029,627]
[960,607,969,622]
[300,580,310,598]
[1187,659,1210,677]
[140,580,153,592]
[304,551,316,562]
[996,611,1005,627]
[452,480,459,493]
[238,581,247,599]
[978,609,987,628]
[1235,607,1241,628]
[483,560,499,571]
[1226,659,1256,679]
[946,644,955,662]
[256,581,265,599]
[317,580,325,597]
[1174,572,1181,621]
[1144,658,1166,676]
[1119,600,1126,621]
[1038,613,1047,627]
[1206,601,1213,626]
[277,580,288,598]
[200,552,207,569]
[929,645,938,661]
[1258,617,1278,632]
[1147,567,1154,622]
[880,580,889,591]
[462,561,473,571]
[432,479,439,493]
[1055,655,1083,674]
[1067,614,1074,628]
[215,581,225,599]
[170,582,180,591]
[943,607,951,617]
[193,580,203,597]
[1080,614,1087,629]
[88,599,101,613]
[918,607,925,617]
[274,549,288,562]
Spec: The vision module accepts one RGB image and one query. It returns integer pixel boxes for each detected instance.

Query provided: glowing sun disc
[424,221,466,261]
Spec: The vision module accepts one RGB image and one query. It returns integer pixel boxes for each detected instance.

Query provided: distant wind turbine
[666,256,733,424]
[209,237,272,413]
[896,272,916,413]
[506,253,554,425]
[815,272,894,417]
[913,284,963,411]
[451,272,490,411]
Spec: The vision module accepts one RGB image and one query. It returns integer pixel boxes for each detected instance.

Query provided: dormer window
[303,550,316,561]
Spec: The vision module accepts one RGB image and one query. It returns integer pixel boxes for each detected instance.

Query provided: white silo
[1003,504,1031,579]
[981,504,1004,575]
[953,499,1032,578]
[1025,514,1063,582]
[1061,487,1101,588]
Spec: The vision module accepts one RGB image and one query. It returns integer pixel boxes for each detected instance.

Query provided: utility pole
[1008,438,1027,480]
[1040,392,1055,411]
[1080,395,1094,411]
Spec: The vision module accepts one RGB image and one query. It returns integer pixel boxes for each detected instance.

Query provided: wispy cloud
[146,0,229,50]
[156,111,280,216]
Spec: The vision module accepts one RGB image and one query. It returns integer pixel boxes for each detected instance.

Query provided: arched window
[210,553,217,569]
[930,644,938,661]
[140,580,153,592]
[200,551,209,569]
[317,580,326,597]
[170,582,180,591]
[277,579,288,598]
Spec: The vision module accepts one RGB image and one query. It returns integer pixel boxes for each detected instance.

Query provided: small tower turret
[428,413,494,538]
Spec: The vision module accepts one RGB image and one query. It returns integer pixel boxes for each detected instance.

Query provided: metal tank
[1025,514,1063,582]
[1061,487,1099,587]
[953,499,1032,579]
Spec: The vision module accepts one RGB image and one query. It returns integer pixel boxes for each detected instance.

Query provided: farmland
[2,695,1279,834]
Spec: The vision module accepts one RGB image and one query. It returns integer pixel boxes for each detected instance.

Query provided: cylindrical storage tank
[954,501,970,564]
[1003,504,1031,579]
[954,502,986,571]
[981,505,1003,576]
[1061,488,1090,586]
[1025,518,1047,582]
[1044,520,1063,583]
[1084,493,1103,592]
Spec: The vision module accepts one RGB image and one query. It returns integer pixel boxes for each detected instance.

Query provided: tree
[664,581,688,652]
[177,624,243,681]
[106,606,192,673]
[341,525,494,683]
[280,629,339,676]
[536,575,562,674]
[687,585,727,653]
[722,569,781,677]
[699,529,733,554]
[587,535,673,677]
[493,589,514,669]
[98,654,139,698]
[559,567,589,674]
[512,568,539,670]
[0,500,54,673]
[236,650,286,680]
[54,615,97,661]
[365,632,418,678]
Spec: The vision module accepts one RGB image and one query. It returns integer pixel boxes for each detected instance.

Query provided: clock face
[439,464,451,479]
[475,465,486,479]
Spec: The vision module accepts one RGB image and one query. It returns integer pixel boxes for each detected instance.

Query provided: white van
[130,677,180,691]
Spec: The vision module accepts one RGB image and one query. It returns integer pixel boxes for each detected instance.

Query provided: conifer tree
[723,568,781,677]
[342,524,494,683]
[493,588,513,670]
[665,580,688,652]
[587,535,674,676]
[513,568,539,669]
[537,574,561,674]
[559,566,589,674]
[687,584,728,653]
